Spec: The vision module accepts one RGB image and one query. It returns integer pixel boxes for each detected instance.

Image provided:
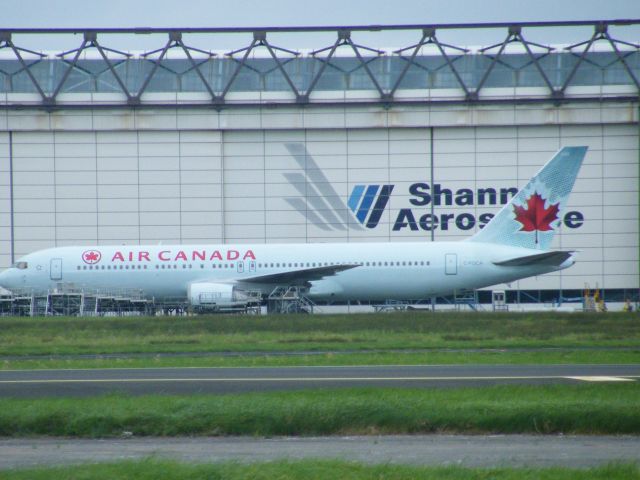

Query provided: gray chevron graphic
[284,143,364,231]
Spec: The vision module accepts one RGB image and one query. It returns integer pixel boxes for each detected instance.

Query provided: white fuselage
[0,242,573,302]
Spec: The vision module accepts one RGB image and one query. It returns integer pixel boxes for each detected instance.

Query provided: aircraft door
[445,254,457,275]
[237,261,244,273]
[50,258,63,281]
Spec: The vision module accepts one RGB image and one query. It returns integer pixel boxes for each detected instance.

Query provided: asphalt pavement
[1,435,639,469]
[0,364,637,397]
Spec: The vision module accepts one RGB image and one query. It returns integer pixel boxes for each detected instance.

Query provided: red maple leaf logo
[82,250,102,265]
[513,192,560,243]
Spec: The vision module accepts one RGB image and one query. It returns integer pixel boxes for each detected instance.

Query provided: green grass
[1,312,639,358]
[1,384,639,437]
[3,349,640,370]
[1,459,638,480]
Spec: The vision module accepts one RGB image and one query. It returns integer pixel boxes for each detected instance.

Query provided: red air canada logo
[82,250,102,265]
[513,192,560,243]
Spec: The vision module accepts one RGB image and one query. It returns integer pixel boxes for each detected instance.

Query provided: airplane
[0,146,587,309]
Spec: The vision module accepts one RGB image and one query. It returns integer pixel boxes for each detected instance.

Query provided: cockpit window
[13,262,28,270]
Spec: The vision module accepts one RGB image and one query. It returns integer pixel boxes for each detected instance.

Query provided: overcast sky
[1,0,638,51]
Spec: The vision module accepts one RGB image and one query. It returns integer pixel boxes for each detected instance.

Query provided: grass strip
[3,349,640,370]
[1,312,639,357]
[1,384,639,437]
[1,459,638,480]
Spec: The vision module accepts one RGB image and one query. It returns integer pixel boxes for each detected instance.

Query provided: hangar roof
[0,21,638,108]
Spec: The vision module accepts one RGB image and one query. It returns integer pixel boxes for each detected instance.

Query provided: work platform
[0,284,319,316]
[0,285,155,317]
[267,286,316,314]
[0,284,269,317]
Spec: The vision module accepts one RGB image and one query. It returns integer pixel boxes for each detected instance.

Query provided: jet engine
[188,282,243,308]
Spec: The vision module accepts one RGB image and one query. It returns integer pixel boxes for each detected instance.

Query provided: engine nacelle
[188,282,240,307]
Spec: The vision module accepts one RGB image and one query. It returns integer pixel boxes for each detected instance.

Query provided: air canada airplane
[0,146,586,307]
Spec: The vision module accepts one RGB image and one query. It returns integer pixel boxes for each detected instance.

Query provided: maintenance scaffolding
[0,284,271,316]
[267,286,316,314]
[0,285,154,317]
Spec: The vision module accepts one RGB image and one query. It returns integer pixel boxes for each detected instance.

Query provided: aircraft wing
[492,250,574,267]
[238,264,360,286]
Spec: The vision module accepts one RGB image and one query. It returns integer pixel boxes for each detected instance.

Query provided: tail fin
[469,146,587,250]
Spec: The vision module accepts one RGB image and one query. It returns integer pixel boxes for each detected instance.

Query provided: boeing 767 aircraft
[0,146,586,307]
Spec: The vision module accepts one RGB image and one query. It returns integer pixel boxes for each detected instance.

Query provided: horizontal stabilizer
[493,251,574,267]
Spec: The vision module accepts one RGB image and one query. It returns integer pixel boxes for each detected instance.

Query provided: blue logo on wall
[348,185,394,228]
[284,144,582,233]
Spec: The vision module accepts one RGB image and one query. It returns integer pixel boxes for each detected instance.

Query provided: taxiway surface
[2,435,639,469]
[1,364,637,397]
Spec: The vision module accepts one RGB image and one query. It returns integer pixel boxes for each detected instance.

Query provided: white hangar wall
[0,102,638,292]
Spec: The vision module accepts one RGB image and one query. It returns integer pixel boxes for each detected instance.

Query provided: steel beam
[0,19,638,34]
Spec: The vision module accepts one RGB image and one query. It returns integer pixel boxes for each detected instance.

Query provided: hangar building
[0,22,638,303]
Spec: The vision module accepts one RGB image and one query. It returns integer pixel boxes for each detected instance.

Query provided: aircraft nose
[0,268,16,290]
